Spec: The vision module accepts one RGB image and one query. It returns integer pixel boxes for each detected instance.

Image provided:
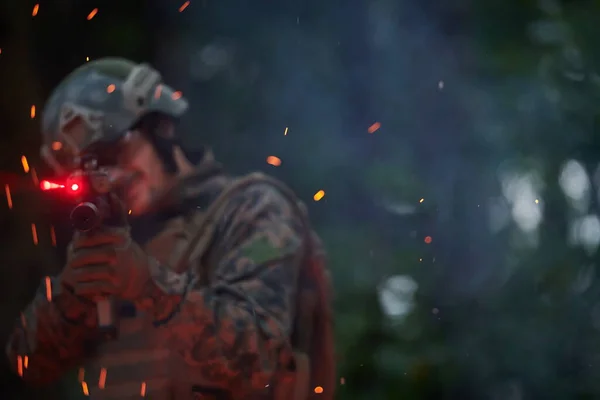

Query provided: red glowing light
[424,236,432,244]
[40,180,64,190]
[70,184,79,192]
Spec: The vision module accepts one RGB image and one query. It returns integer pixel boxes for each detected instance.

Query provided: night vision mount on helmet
[40,58,188,175]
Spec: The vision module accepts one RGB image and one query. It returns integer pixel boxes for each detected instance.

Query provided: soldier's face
[110,130,170,216]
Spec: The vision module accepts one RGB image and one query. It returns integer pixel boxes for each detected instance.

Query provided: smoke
[152,0,477,206]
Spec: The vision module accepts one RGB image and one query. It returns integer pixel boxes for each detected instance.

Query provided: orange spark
[368,122,381,134]
[5,184,12,209]
[31,168,39,186]
[154,85,163,99]
[51,141,62,151]
[21,155,29,173]
[87,8,98,20]
[50,226,56,246]
[266,156,281,166]
[31,224,38,245]
[314,386,324,394]
[313,190,325,201]
[24,355,28,369]
[179,1,190,12]
[106,84,115,93]
[78,367,85,382]
[128,209,132,215]
[424,236,432,244]
[171,91,182,100]
[32,4,39,16]
[82,381,89,396]
[284,127,289,136]
[44,276,52,301]
[30,105,36,118]
[98,368,107,388]
[17,356,23,377]
[140,382,147,396]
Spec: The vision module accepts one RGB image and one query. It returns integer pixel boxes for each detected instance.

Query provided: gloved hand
[60,226,153,303]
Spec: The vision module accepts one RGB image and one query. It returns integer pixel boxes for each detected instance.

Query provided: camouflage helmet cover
[41,57,188,174]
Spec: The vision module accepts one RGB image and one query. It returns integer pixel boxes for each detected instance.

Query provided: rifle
[40,153,121,340]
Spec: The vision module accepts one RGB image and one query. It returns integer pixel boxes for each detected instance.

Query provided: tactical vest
[77,173,336,400]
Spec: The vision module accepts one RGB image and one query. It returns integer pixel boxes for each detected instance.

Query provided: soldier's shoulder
[226,172,298,211]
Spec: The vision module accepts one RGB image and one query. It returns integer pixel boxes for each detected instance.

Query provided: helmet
[40,58,188,174]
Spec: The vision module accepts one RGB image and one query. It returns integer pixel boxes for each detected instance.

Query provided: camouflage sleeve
[5,276,97,385]
[141,183,302,396]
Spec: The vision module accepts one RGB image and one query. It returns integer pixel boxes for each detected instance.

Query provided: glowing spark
[44,276,52,301]
[86,56,90,62]
[284,127,289,136]
[31,224,38,245]
[78,368,85,382]
[31,168,39,186]
[438,80,444,89]
[424,236,432,244]
[154,85,163,99]
[535,199,539,204]
[368,122,381,134]
[313,190,325,201]
[24,355,28,369]
[82,381,89,396]
[172,91,182,100]
[266,156,281,166]
[41,180,62,190]
[419,198,424,203]
[50,226,56,246]
[30,105,36,119]
[32,4,39,16]
[5,184,12,209]
[98,368,107,389]
[21,155,30,173]
[106,84,115,93]
[128,209,132,215]
[17,356,23,377]
[314,386,323,394]
[140,382,147,396]
[179,1,190,12]
[87,8,98,20]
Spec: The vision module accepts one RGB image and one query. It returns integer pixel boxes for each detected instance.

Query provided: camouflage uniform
[5,59,335,399]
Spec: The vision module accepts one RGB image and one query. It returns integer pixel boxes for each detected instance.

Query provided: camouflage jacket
[6,165,310,399]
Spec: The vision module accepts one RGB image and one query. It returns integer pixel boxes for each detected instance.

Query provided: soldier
[6,58,335,399]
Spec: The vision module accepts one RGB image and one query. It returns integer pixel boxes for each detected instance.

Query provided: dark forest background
[3,0,600,398]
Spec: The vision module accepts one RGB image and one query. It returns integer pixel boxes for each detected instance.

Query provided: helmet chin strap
[172,146,196,175]
[152,133,179,174]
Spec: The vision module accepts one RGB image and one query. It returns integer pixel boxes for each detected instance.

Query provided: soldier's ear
[155,117,176,140]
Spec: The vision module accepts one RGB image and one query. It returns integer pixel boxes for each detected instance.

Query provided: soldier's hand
[61,227,152,302]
